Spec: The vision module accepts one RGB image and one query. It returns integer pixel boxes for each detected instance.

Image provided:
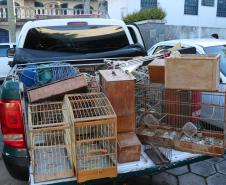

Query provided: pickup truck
[0,18,210,185]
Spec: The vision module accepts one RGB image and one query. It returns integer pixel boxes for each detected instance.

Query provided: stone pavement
[0,159,27,185]
[150,156,226,185]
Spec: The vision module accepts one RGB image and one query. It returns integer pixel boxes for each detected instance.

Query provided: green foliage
[123,7,166,23]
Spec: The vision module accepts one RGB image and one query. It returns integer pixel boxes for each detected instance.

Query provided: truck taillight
[0,100,26,148]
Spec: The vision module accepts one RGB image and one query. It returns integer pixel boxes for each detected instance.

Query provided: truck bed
[29,146,209,185]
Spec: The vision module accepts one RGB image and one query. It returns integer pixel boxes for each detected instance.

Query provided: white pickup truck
[0,18,210,185]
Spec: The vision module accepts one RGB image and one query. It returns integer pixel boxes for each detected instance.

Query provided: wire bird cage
[85,73,100,93]
[28,102,74,183]
[64,93,117,183]
[136,82,225,156]
[17,63,79,89]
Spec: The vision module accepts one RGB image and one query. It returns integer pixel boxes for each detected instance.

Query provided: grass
[123,7,166,23]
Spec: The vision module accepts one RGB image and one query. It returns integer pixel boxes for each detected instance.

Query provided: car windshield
[23,25,130,54]
[204,45,226,77]
[0,45,10,57]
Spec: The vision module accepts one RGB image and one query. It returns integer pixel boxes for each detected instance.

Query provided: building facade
[0,0,103,42]
[108,0,226,29]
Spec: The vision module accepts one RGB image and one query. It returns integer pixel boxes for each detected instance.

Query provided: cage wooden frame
[64,93,117,183]
[135,82,225,156]
[28,102,74,183]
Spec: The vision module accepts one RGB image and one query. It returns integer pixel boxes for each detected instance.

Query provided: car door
[0,44,12,80]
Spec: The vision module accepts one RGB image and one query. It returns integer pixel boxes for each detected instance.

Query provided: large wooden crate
[64,93,117,183]
[165,55,220,91]
[99,69,136,133]
[28,102,74,183]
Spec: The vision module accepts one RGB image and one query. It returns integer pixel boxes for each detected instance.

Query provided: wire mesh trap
[84,73,100,93]
[64,93,117,183]
[136,82,225,156]
[28,102,74,183]
[17,63,79,89]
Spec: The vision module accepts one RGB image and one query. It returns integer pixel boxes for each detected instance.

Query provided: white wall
[107,0,226,29]
[158,0,226,28]
[107,0,140,19]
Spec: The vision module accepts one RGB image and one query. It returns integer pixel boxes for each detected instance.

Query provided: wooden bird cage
[136,82,225,156]
[28,102,74,183]
[64,93,117,183]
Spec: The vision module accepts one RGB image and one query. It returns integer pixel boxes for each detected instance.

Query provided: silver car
[0,43,16,82]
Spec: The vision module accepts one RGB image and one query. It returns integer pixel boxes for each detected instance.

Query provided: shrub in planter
[123,7,166,23]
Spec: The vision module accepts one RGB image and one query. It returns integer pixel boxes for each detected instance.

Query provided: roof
[156,39,226,48]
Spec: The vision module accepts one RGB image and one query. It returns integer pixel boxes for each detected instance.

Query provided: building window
[202,0,214,6]
[141,0,157,9]
[184,0,199,15]
[217,0,226,17]
[34,2,44,7]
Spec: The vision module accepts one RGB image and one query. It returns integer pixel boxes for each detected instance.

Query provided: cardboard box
[117,132,141,163]
[148,59,165,83]
[99,69,136,133]
[165,55,220,91]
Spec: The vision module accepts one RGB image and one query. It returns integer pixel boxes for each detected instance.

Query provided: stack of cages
[28,102,74,183]
[64,93,117,183]
[136,82,225,156]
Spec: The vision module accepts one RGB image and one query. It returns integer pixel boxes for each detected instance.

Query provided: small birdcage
[28,102,74,183]
[136,82,225,156]
[64,93,117,183]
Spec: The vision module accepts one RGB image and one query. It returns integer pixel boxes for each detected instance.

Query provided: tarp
[12,44,146,66]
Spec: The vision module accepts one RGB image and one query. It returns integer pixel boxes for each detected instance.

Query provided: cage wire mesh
[144,144,172,163]
[64,93,117,182]
[84,73,100,93]
[17,63,79,88]
[28,102,74,183]
[136,82,225,155]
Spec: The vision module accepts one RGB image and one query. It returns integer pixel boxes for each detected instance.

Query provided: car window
[24,25,130,53]
[0,45,10,57]
[204,45,226,78]
[153,45,173,55]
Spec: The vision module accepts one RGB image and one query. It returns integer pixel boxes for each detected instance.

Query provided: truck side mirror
[7,48,15,58]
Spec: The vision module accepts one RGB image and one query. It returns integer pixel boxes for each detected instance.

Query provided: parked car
[0,43,16,83]
[148,39,226,129]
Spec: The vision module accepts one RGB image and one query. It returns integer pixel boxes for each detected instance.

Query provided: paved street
[151,156,226,185]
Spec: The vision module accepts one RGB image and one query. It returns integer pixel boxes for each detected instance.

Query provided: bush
[123,7,166,23]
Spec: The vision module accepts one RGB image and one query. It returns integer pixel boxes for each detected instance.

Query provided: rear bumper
[2,146,29,181]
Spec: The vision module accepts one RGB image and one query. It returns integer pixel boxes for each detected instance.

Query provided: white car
[0,43,16,82]
[148,39,226,129]
[148,38,226,83]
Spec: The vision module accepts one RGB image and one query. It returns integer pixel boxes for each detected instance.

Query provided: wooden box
[27,74,88,103]
[99,69,136,133]
[165,55,220,91]
[117,132,141,163]
[148,59,165,83]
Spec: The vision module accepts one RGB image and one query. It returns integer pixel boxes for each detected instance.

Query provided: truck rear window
[24,25,130,53]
